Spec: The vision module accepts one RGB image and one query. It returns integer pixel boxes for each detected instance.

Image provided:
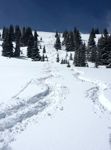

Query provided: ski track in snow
[71,68,111,148]
[0,62,68,150]
[71,68,111,113]
[0,78,50,149]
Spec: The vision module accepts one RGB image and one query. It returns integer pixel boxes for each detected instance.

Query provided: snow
[0,31,111,150]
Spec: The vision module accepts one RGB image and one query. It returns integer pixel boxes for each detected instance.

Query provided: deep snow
[0,32,111,150]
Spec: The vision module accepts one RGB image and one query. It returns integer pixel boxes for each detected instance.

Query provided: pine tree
[74,44,86,67]
[43,46,46,53]
[65,34,70,51]
[87,31,96,62]
[73,28,84,66]
[34,31,38,42]
[14,26,21,57]
[40,37,42,41]
[95,47,99,68]
[95,28,100,34]
[62,30,68,45]
[15,25,21,42]
[80,44,86,66]
[103,28,108,38]
[2,29,13,57]
[90,28,96,38]
[90,46,97,63]
[67,61,71,67]
[74,47,80,66]
[60,59,64,64]
[2,27,7,40]
[21,27,26,46]
[97,35,110,65]
[45,55,48,61]
[65,32,75,51]
[69,53,73,60]
[74,28,82,50]
[41,54,45,62]
[14,39,20,57]
[9,25,15,41]
[55,31,59,38]
[107,35,111,66]
[56,53,60,62]
[54,36,61,50]
[63,30,68,38]
[40,45,42,49]
[25,27,33,46]
[31,41,41,61]
[27,35,34,58]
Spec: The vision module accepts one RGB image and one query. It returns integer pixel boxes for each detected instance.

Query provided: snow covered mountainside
[0,32,111,150]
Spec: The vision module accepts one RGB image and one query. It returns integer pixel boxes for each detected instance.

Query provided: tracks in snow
[0,76,51,149]
[0,79,50,121]
[0,62,68,150]
[72,68,111,113]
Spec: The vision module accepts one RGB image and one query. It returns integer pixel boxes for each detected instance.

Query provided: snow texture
[0,32,110,150]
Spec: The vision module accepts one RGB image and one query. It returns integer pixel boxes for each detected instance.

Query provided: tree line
[54,28,111,68]
[2,25,47,61]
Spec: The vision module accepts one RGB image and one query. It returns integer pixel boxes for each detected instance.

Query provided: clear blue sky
[0,0,111,32]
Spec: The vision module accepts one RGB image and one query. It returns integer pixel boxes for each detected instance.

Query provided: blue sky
[0,0,111,32]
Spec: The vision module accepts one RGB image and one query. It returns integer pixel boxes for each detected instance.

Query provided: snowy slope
[0,32,111,150]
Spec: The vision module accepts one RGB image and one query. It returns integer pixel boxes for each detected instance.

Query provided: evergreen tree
[27,35,34,58]
[41,54,45,62]
[34,31,38,42]
[2,27,7,40]
[21,27,26,46]
[90,46,97,62]
[80,44,87,66]
[63,30,68,38]
[73,28,84,66]
[95,28,100,34]
[15,25,21,42]
[54,36,61,50]
[90,28,96,38]
[25,27,33,46]
[95,47,99,68]
[43,46,46,53]
[67,61,71,67]
[62,30,68,45]
[69,53,73,60]
[31,41,41,61]
[40,45,42,49]
[9,25,15,41]
[55,31,59,38]
[14,39,20,57]
[45,55,48,61]
[87,31,96,62]
[97,35,110,65]
[65,32,75,51]
[74,44,86,67]
[107,35,111,65]
[2,29,13,57]
[74,28,82,50]
[14,26,21,57]
[74,48,80,66]
[103,28,108,38]
[56,53,60,62]
[60,59,64,64]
